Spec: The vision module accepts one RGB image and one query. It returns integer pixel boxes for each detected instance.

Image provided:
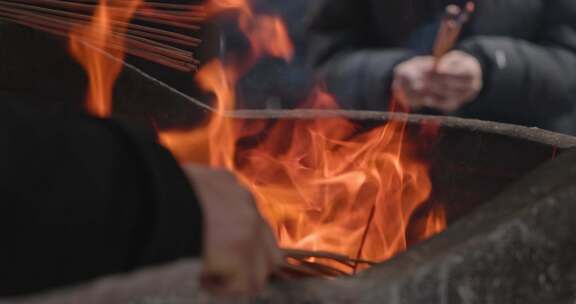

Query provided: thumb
[200,252,241,293]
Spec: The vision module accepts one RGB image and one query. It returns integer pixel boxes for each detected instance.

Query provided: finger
[434,54,481,81]
[237,230,274,295]
[404,92,428,110]
[251,247,269,294]
[396,71,426,92]
[431,77,481,102]
[419,93,446,109]
[201,260,236,294]
[428,79,475,100]
[219,260,253,295]
[262,227,283,269]
[426,91,468,113]
[403,76,432,104]
[224,221,276,295]
[394,57,436,85]
[201,244,251,295]
[393,78,424,110]
[431,71,475,84]
[429,73,476,88]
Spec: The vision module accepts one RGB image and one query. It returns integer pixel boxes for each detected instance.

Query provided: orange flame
[161,0,446,270]
[69,0,141,117]
[71,0,445,271]
[424,205,447,236]
[205,0,293,62]
[235,100,433,263]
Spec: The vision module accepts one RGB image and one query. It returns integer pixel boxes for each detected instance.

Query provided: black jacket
[0,98,203,297]
[0,3,206,297]
[307,0,576,132]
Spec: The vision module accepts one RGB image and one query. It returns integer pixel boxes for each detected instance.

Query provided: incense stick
[432,2,475,66]
[0,14,197,71]
[5,0,204,29]
[0,0,202,71]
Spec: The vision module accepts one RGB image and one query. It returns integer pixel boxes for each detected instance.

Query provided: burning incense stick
[432,1,475,68]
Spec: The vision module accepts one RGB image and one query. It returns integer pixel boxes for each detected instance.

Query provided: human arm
[306,0,413,110]
[0,100,280,297]
[454,0,576,125]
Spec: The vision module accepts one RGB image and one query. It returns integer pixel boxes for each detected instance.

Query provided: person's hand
[183,165,282,296]
[393,50,483,112]
[428,50,483,112]
[393,55,435,110]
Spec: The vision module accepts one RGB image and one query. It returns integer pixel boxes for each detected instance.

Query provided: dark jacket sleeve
[306,0,414,111]
[0,100,203,297]
[456,0,576,126]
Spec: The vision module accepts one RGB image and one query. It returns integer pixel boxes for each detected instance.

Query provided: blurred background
[0,0,316,129]
[1,0,575,134]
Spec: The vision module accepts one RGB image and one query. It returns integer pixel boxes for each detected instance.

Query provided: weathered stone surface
[4,113,576,304]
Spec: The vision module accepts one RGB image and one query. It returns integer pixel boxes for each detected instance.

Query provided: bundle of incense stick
[0,0,205,71]
[432,1,475,66]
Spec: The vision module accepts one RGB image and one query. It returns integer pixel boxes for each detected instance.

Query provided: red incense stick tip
[466,1,476,14]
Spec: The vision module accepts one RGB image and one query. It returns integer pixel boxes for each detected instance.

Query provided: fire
[69,0,141,117]
[161,0,446,268]
[234,104,434,263]
[205,0,293,62]
[71,0,446,272]
[424,206,447,236]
